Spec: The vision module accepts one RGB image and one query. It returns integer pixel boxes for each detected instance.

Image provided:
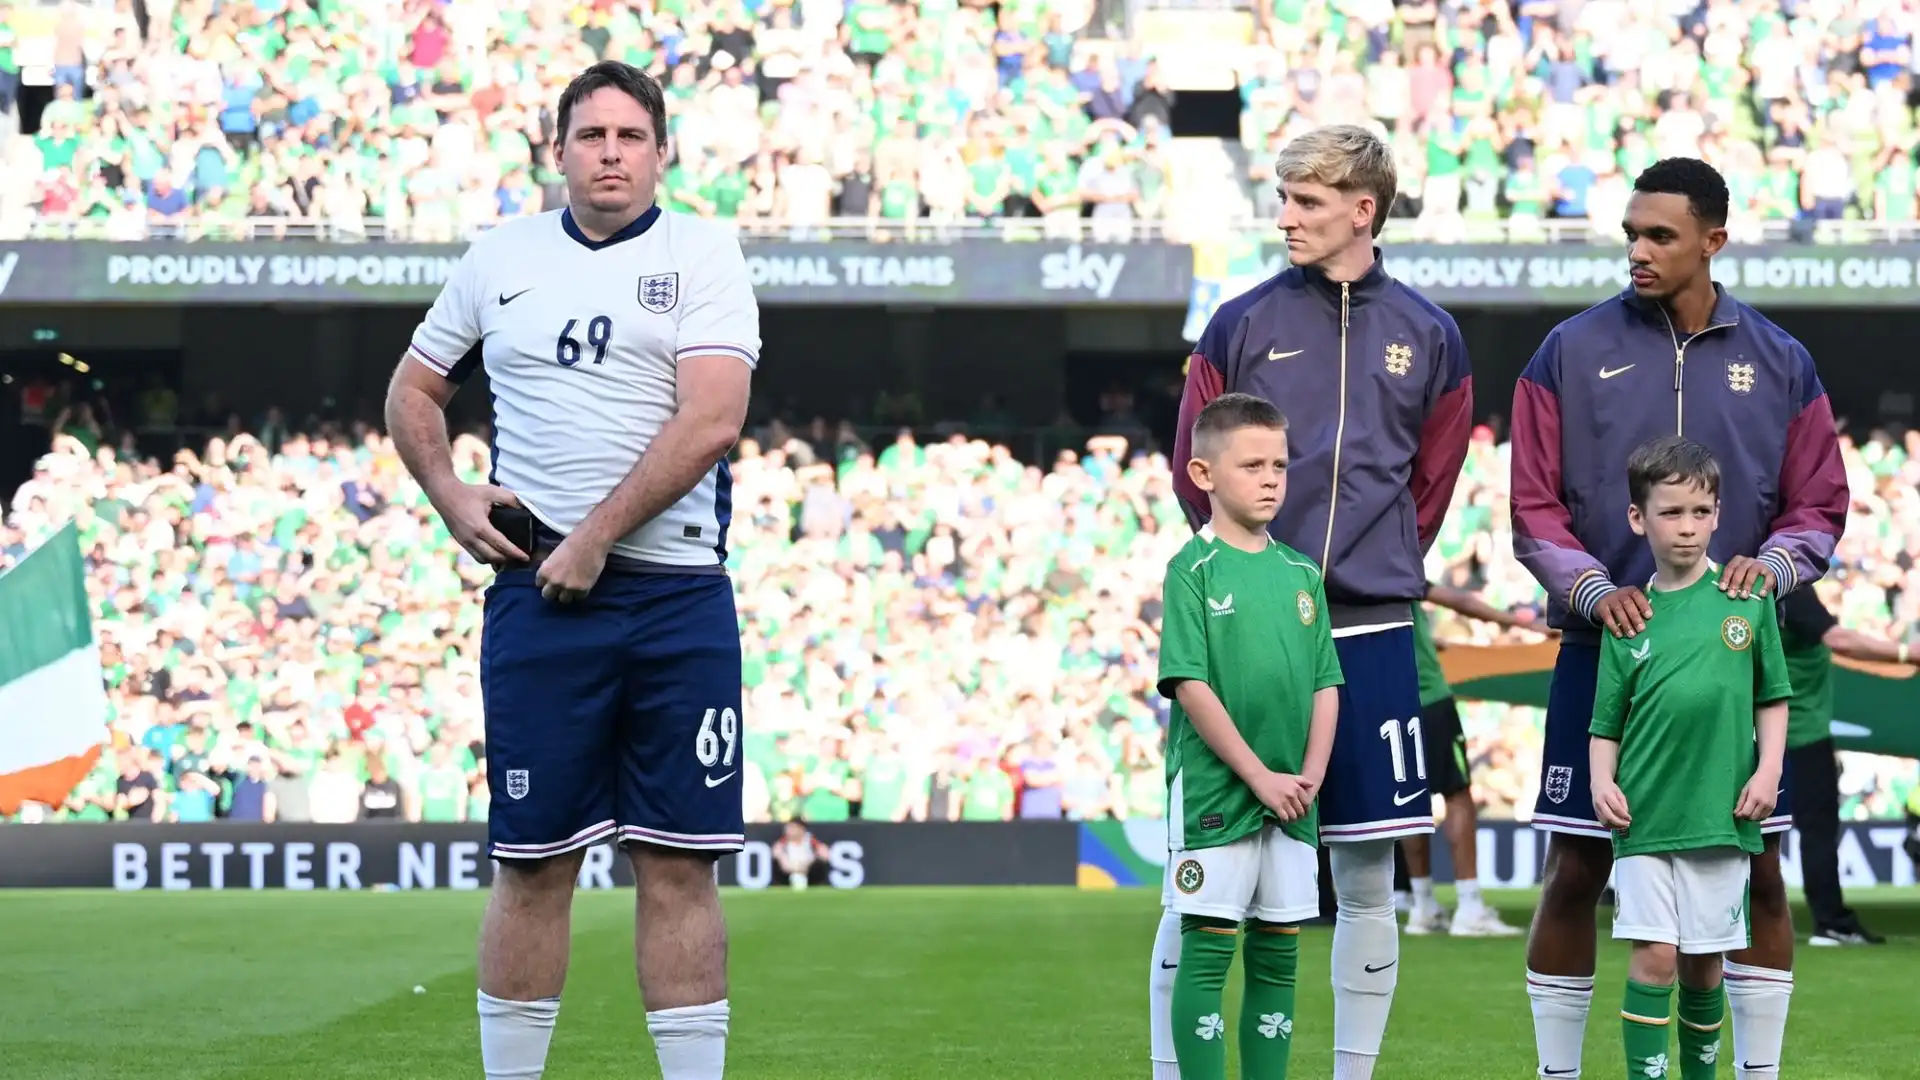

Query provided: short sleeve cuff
[1156,672,1206,700]
[407,341,453,375]
[676,343,759,368]
[1572,572,1617,623]
[1758,548,1797,594]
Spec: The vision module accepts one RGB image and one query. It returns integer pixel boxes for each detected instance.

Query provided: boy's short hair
[1191,393,1288,460]
[1627,436,1721,508]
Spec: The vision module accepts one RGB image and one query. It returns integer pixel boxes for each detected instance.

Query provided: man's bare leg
[1525,833,1612,1078]
[1399,833,1446,933]
[1442,790,1520,936]
[632,845,731,1079]
[1725,837,1794,1079]
[478,852,585,1080]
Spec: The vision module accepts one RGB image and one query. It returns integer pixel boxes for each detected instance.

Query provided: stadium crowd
[3,396,1918,826]
[12,0,1920,237]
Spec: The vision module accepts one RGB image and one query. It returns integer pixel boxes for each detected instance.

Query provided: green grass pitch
[4,886,1918,1078]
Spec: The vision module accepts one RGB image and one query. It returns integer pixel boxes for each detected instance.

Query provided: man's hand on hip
[537,532,609,604]
[1718,555,1776,600]
[432,481,527,566]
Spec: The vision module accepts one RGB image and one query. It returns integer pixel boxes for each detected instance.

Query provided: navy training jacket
[1172,253,1473,630]
[1509,286,1849,643]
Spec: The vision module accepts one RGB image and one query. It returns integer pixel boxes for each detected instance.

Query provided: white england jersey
[408,207,760,569]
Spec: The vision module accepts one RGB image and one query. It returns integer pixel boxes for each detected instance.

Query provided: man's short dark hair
[1191,392,1288,459]
[1627,435,1721,508]
[556,61,668,147]
[1633,158,1730,228]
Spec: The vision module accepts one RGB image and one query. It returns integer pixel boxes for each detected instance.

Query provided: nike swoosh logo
[1160,961,1178,970]
[1392,788,1428,806]
[1742,1065,1774,1073]
[1598,364,1635,379]
[499,288,532,305]
[1269,349,1304,360]
[704,772,736,788]
[1364,960,1396,974]
[1544,1070,1578,1076]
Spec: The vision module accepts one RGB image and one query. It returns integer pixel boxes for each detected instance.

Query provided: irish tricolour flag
[0,522,108,815]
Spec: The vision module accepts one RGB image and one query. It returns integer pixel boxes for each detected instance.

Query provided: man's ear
[1627,504,1646,537]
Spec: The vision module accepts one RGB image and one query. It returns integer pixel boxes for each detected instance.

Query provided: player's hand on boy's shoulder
[1592,780,1631,830]
[1735,767,1781,822]
[1594,586,1653,639]
[1252,770,1314,823]
[1718,555,1775,600]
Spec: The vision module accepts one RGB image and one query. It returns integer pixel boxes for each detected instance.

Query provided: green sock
[1171,916,1239,1080]
[1622,979,1674,1080]
[1676,983,1725,1079]
[1239,921,1300,1079]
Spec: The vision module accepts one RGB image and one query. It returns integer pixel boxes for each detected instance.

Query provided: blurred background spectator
[7,0,1920,241]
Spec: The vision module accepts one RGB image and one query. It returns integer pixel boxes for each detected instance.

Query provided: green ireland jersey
[1156,529,1343,852]
[1411,602,1451,707]
[1589,567,1792,858]
[1779,587,1836,750]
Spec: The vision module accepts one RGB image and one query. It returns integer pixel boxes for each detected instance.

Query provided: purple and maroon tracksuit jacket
[1510,286,1849,644]
[1172,255,1474,629]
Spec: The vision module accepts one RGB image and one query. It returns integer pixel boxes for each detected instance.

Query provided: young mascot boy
[1589,436,1792,1080]
[1156,393,1342,1080]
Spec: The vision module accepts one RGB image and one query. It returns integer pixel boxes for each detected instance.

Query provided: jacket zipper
[1655,306,1735,437]
[1322,282,1350,572]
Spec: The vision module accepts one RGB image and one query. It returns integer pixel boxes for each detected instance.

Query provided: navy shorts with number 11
[480,568,746,860]
[1319,626,1438,843]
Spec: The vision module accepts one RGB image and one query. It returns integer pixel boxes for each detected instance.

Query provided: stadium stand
[8,0,1920,242]
[3,405,1917,826]
[4,0,1919,824]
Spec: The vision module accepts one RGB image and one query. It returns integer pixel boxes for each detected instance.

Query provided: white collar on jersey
[1198,525,1274,548]
[1645,559,1720,591]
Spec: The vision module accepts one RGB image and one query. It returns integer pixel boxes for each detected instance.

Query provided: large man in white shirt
[384,61,759,1080]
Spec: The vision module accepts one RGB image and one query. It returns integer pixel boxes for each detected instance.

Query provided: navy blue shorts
[1533,641,1794,839]
[1320,626,1436,842]
[480,568,745,860]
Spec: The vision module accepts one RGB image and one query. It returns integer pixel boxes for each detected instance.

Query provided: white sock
[1410,876,1436,911]
[477,990,560,1080]
[1725,962,1792,1077]
[1333,1051,1378,1080]
[647,998,730,1080]
[1330,840,1399,1066]
[1526,969,1594,1078]
[1149,909,1181,1076]
[1455,877,1483,910]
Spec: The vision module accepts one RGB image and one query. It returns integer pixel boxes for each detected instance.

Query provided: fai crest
[1726,361,1755,395]
[1174,858,1205,895]
[1296,590,1316,625]
[505,769,530,800]
[638,273,679,313]
[1722,615,1753,651]
[1384,341,1414,378]
[1544,765,1574,805]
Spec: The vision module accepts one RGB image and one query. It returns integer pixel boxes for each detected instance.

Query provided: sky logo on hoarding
[1040,245,1126,298]
[0,251,19,297]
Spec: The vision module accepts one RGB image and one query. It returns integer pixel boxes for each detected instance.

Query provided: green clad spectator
[959,759,1015,821]
[416,743,470,822]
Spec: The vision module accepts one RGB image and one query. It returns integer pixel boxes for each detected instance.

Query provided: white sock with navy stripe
[1725,962,1792,1078]
[1527,969,1594,1078]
